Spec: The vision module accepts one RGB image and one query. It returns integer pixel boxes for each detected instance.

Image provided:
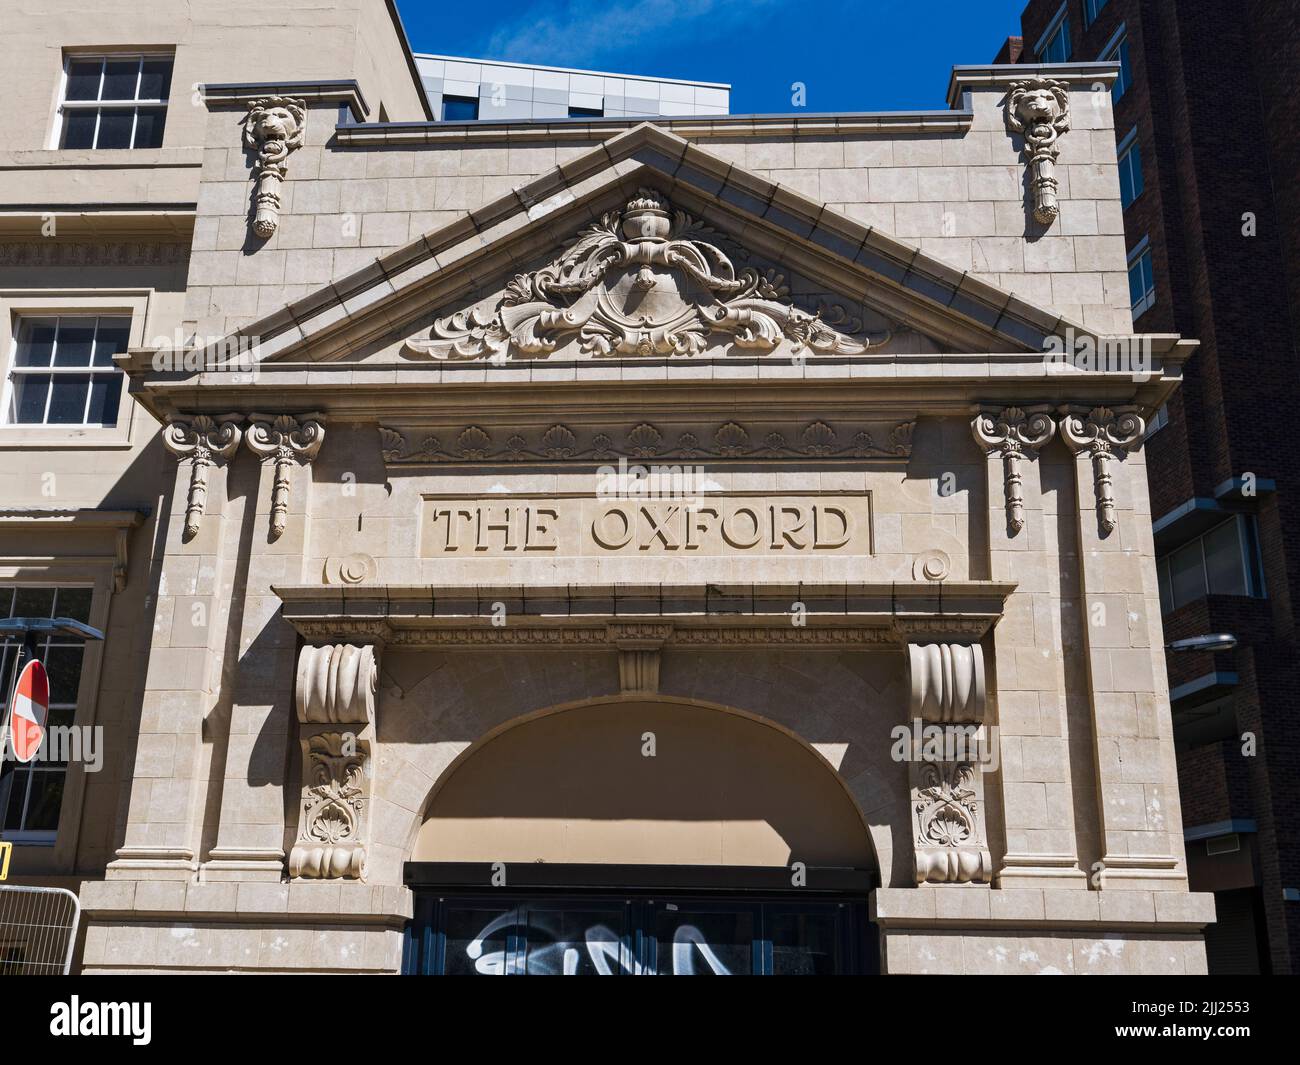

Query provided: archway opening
[405,698,879,975]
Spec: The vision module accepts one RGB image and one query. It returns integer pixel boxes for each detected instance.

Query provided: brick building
[1012,0,1300,974]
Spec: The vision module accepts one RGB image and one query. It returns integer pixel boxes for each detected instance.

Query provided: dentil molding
[160,415,242,541]
[1005,78,1070,225]
[243,97,306,238]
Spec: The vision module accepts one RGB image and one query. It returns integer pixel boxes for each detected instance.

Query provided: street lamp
[1165,634,1237,653]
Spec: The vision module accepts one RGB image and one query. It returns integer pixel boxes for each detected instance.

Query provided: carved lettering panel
[419,492,873,558]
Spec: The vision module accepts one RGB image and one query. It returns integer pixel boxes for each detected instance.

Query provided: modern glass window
[57,54,172,149]
[1118,130,1144,209]
[568,106,603,118]
[406,893,875,975]
[1128,239,1155,317]
[0,586,92,843]
[1103,34,1133,102]
[1157,516,1265,614]
[441,95,479,121]
[4,316,129,427]
[1040,12,1072,64]
[1083,0,1110,29]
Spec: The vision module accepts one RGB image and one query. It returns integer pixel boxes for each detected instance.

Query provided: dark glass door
[406,893,875,975]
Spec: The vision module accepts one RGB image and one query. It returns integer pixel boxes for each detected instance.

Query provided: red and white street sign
[8,658,49,763]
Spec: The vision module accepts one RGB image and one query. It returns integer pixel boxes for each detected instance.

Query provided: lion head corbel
[1005,78,1071,225]
[242,97,306,238]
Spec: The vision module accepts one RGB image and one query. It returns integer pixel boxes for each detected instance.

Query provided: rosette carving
[245,413,325,540]
[160,415,243,540]
[243,97,306,238]
[1006,78,1070,225]
[404,187,885,361]
[971,405,1055,535]
[1059,405,1145,535]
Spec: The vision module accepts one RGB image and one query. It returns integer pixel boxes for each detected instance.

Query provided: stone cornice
[122,346,1194,425]
[201,80,369,120]
[945,62,1121,108]
[273,580,1015,647]
[334,109,973,147]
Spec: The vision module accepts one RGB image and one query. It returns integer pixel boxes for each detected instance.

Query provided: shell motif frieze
[376,419,918,465]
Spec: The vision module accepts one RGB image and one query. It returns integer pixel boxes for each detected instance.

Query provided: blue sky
[396,0,1028,113]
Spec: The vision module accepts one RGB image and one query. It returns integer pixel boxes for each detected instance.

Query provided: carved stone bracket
[160,415,243,541]
[911,758,993,885]
[903,639,991,884]
[1005,78,1071,225]
[971,405,1055,535]
[1058,405,1145,536]
[243,98,306,238]
[245,413,325,540]
[906,641,987,724]
[295,643,378,725]
[290,643,379,880]
[608,623,672,694]
[288,730,370,879]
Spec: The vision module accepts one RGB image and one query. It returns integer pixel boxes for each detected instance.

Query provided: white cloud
[483,0,779,71]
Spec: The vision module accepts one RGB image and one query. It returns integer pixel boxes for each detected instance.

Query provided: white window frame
[1035,4,1072,64]
[4,315,130,428]
[1116,126,1143,209]
[1128,236,1156,318]
[0,292,149,450]
[50,51,173,151]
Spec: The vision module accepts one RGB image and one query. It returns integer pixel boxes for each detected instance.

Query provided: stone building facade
[1,1,1215,973]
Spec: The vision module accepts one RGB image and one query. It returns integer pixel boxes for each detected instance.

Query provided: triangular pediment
[139,122,1087,382]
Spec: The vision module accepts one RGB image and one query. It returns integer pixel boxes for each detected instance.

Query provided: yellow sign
[0,840,11,880]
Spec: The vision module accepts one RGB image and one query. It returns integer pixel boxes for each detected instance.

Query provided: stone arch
[405,695,878,875]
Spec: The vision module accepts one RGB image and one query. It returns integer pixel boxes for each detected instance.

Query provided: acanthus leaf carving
[288,730,369,880]
[971,405,1055,535]
[911,758,992,885]
[404,187,885,362]
[1006,78,1071,225]
[160,415,243,541]
[243,97,306,238]
[1058,405,1144,536]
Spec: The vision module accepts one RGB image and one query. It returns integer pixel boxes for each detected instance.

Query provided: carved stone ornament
[243,97,306,238]
[911,758,993,885]
[971,405,1055,535]
[160,415,243,540]
[244,413,325,540]
[288,730,369,879]
[609,623,672,695]
[377,418,916,465]
[324,553,377,585]
[1058,405,1145,535]
[295,643,378,726]
[404,187,886,361]
[1005,78,1071,225]
[907,642,986,724]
